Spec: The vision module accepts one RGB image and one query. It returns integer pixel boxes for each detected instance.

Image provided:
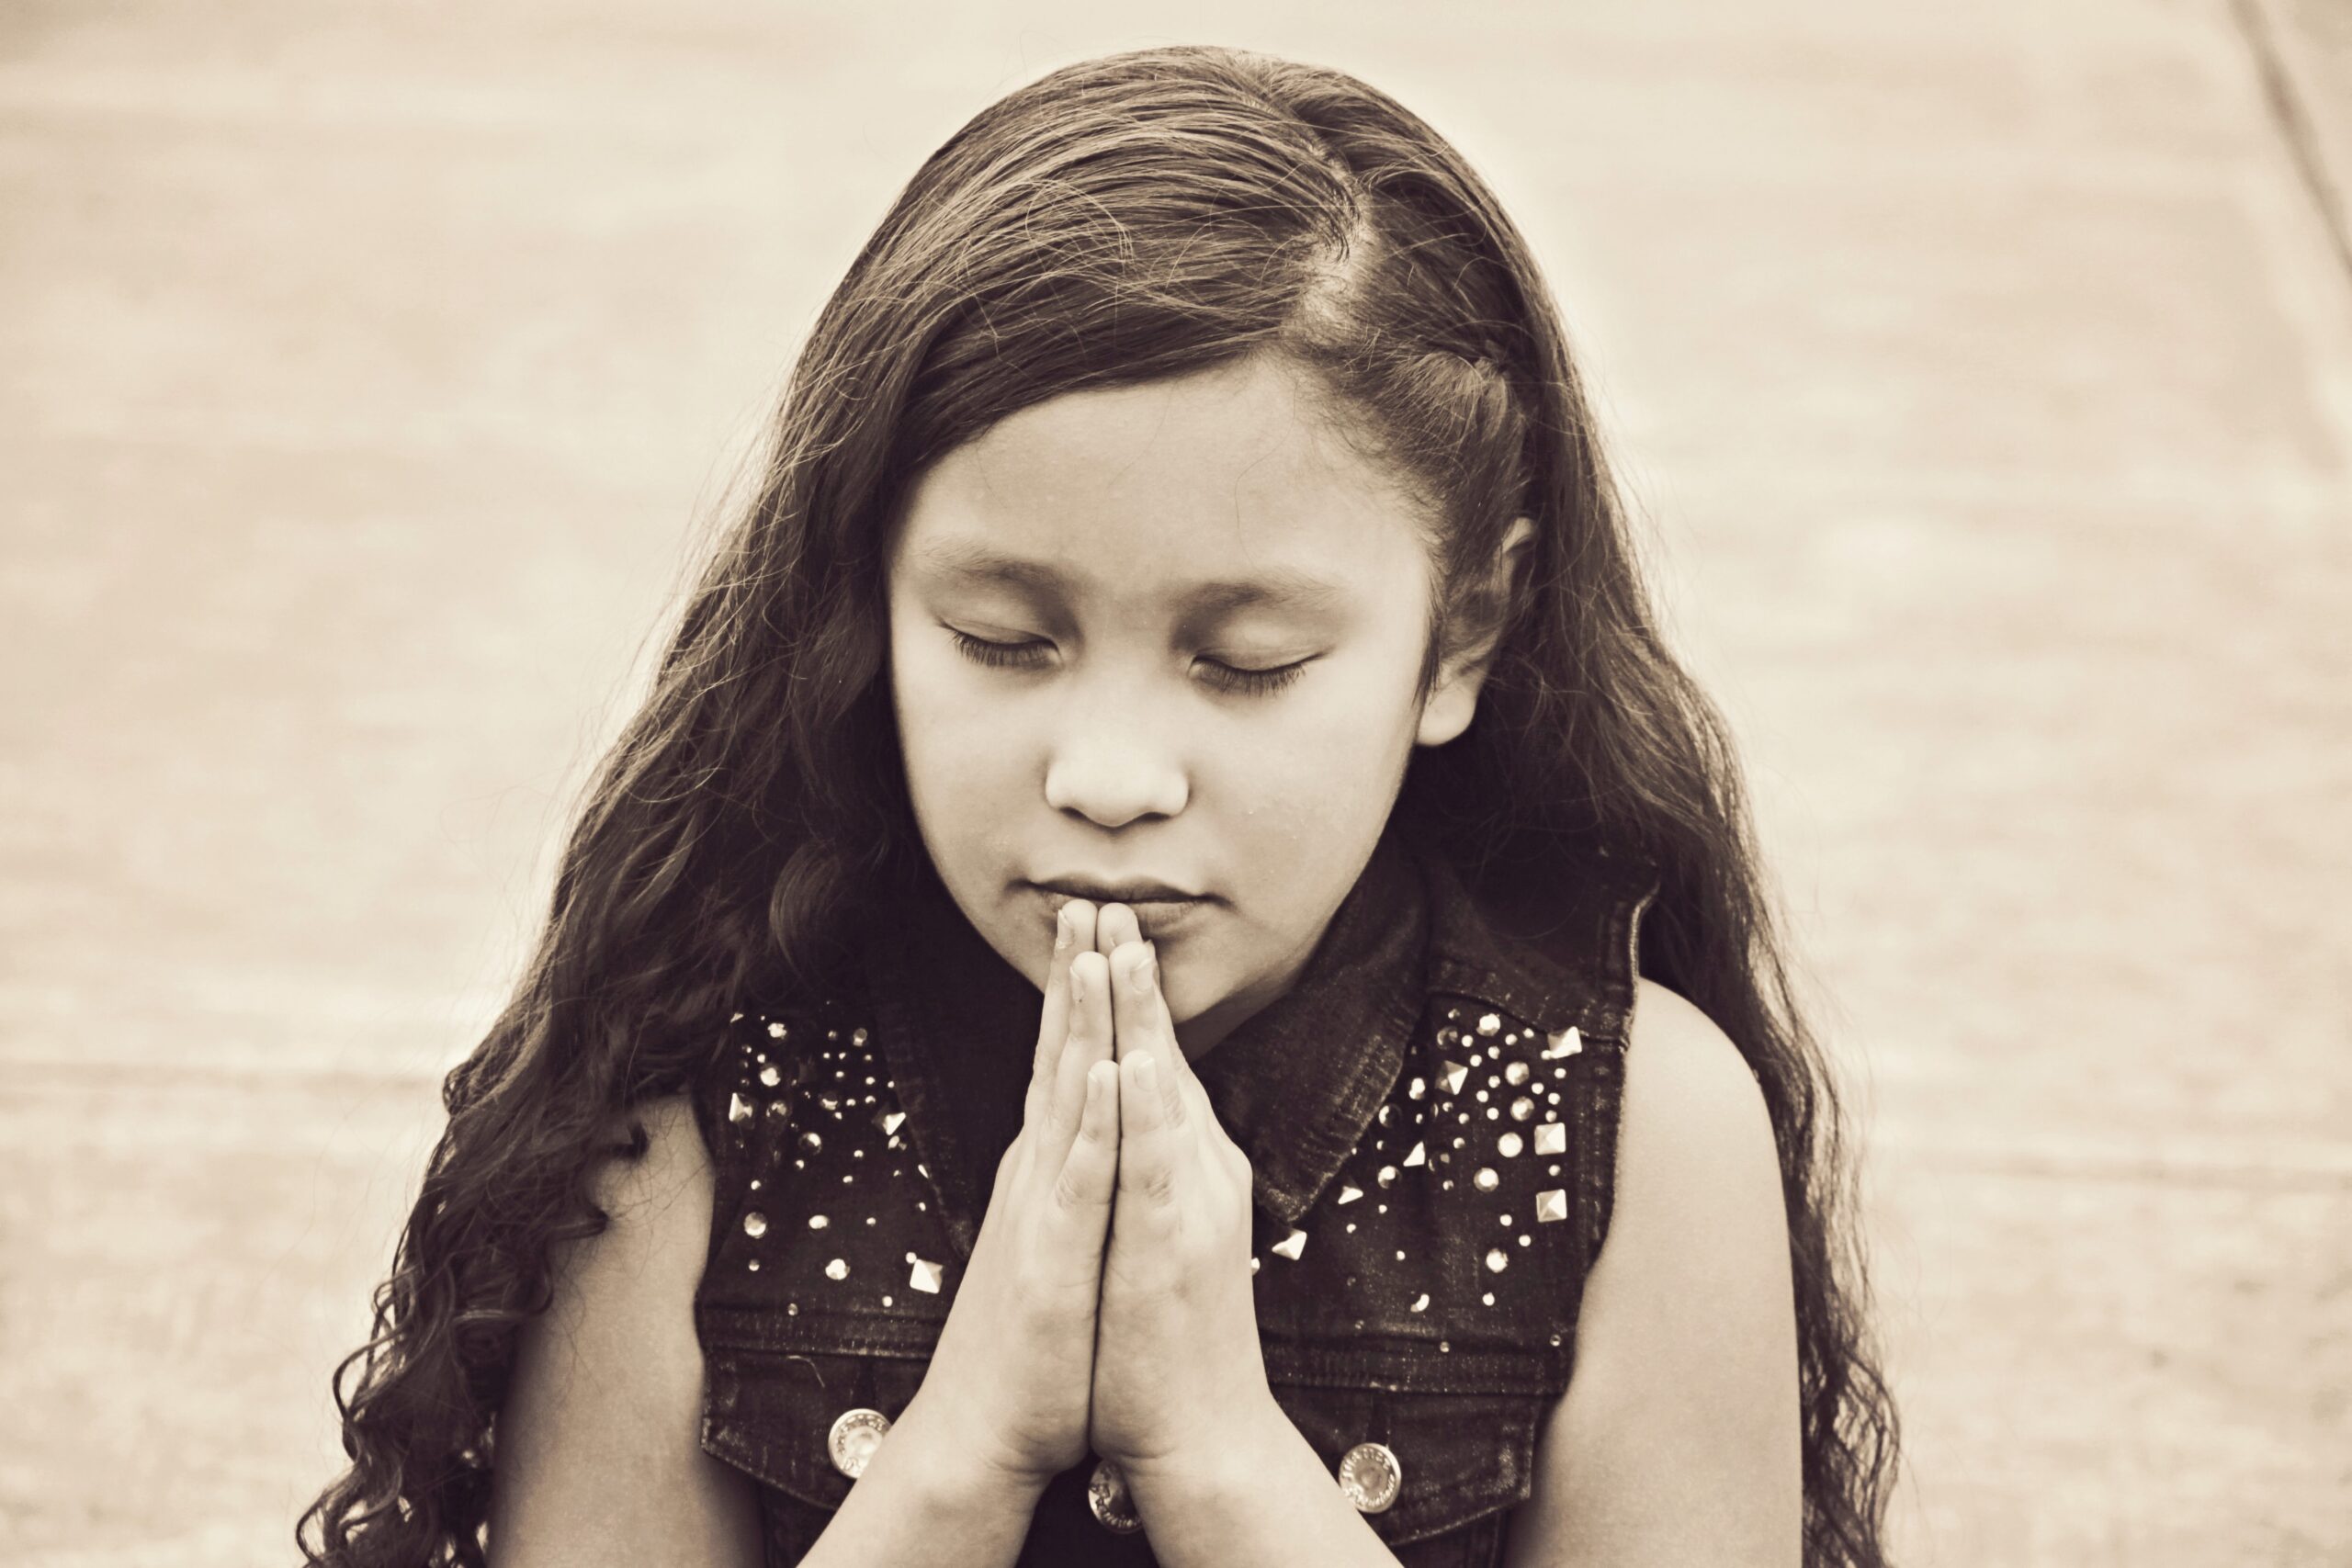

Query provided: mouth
[1027,881,1214,941]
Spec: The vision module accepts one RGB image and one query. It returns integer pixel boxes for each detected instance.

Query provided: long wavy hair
[300,42,1898,1568]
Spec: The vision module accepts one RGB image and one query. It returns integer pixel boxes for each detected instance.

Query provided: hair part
[302,44,1897,1567]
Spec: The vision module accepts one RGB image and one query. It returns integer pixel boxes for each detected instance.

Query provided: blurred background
[4,0,2347,1562]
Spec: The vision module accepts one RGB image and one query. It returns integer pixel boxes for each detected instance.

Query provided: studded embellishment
[1089,1458,1144,1532]
[1401,1141,1427,1168]
[1544,1025,1582,1058]
[1338,1441,1403,1513]
[1535,1189,1569,1224]
[1439,1060,1469,1095]
[827,1407,890,1479]
[728,1092,754,1126]
[908,1257,944,1293]
[1271,1227,1308,1261]
[1497,1132,1523,1157]
[742,1212,768,1239]
[1534,1121,1566,1156]
[824,1258,849,1280]
[1476,1012,1501,1036]
[1336,1183,1363,1205]
[1485,1247,1510,1273]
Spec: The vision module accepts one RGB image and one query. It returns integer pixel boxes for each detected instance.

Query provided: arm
[1501,978,1804,1567]
[487,1094,1046,1568]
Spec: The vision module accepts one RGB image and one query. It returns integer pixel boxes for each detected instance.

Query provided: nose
[1041,683,1189,829]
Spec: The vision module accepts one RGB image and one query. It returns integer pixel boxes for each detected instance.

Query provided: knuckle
[1051,1165,1096,1213]
[1138,1163,1180,1205]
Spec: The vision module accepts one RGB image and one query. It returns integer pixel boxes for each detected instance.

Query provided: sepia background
[5,1,2347,1563]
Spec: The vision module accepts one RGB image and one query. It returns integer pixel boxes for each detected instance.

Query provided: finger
[1109,938,1199,1128]
[1095,901,1143,954]
[1051,1058,1120,1225]
[1046,949,1113,1159]
[1116,1050,1181,1208]
[1028,899,1097,1119]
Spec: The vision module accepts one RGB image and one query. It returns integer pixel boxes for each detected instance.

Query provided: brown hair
[301,43,1896,1566]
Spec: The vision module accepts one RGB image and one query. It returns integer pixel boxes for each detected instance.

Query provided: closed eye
[944,629,1310,697]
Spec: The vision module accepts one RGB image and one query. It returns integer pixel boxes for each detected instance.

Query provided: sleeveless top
[684,817,1661,1567]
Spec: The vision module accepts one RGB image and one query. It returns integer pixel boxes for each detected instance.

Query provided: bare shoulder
[490,1091,759,1568]
[1617,976,1781,1197]
[585,1092,716,1223]
[1609,973,1787,1306]
[1607,977,1791,1323]
[1502,979,1802,1566]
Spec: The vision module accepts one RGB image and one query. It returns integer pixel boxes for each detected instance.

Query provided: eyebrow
[910,540,1349,617]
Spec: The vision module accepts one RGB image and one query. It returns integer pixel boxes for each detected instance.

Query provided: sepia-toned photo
[6,4,2346,1565]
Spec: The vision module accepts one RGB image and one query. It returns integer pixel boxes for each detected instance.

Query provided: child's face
[886,353,1487,1058]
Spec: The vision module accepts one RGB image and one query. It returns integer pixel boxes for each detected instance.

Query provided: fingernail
[1055,906,1071,951]
[1145,942,1159,988]
[1135,1053,1158,1093]
[1069,962,1085,1005]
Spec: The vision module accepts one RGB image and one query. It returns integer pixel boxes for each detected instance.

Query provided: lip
[1028,883,1213,942]
[1032,875,1204,903]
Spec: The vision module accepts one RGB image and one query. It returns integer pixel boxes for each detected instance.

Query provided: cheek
[892,637,995,770]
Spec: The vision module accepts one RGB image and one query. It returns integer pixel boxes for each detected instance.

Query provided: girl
[300,43,1897,1568]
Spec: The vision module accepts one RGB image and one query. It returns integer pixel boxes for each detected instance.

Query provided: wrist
[889,1391,1059,1514]
[1116,1394,1291,1514]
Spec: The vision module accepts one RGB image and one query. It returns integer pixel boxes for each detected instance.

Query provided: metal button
[1087,1457,1144,1532]
[1337,1441,1403,1513]
[826,1407,891,1479]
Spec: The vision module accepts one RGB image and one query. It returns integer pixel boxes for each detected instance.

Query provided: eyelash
[945,630,1310,697]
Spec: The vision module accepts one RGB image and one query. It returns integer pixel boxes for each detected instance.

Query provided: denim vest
[687,819,1660,1566]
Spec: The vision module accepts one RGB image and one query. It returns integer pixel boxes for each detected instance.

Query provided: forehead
[892,356,1426,614]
